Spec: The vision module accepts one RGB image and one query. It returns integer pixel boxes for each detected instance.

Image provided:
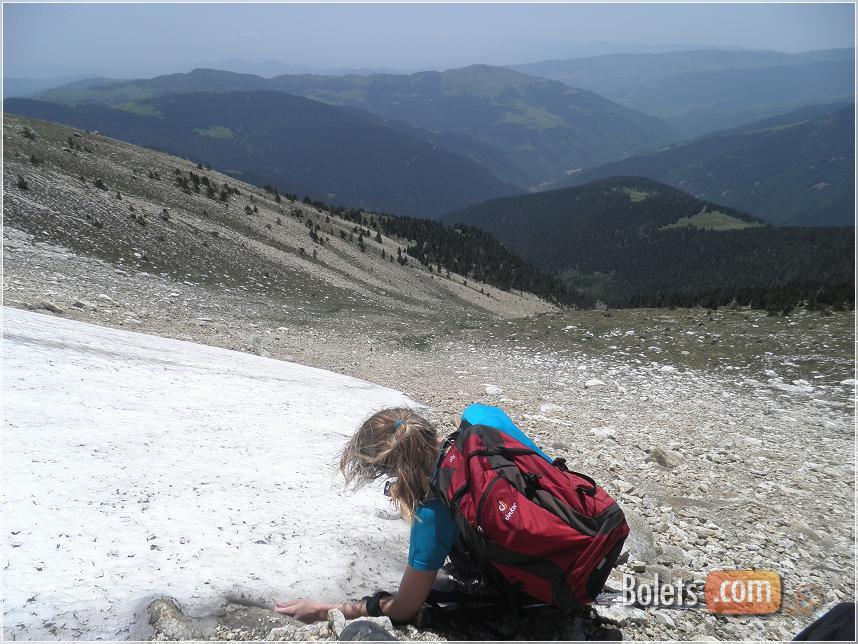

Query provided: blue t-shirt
[407,404,552,571]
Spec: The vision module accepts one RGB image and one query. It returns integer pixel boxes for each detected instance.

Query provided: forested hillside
[559,105,854,226]
[446,177,854,310]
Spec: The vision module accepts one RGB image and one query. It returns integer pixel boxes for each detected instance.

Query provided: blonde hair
[339,408,437,521]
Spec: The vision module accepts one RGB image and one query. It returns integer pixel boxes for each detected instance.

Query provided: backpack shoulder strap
[429,429,460,489]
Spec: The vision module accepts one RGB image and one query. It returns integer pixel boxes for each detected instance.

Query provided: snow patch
[3,308,419,640]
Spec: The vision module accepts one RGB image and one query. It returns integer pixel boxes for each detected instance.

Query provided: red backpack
[430,421,629,607]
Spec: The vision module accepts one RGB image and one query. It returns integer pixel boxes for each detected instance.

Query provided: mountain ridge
[5,92,520,218]
[553,104,855,226]
[34,64,679,188]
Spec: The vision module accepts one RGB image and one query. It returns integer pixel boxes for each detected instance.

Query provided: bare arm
[275,565,438,623]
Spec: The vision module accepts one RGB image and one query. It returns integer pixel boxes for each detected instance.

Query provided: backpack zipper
[476,476,502,528]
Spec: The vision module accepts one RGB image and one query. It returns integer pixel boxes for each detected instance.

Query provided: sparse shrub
[313,249,318,259]
[265,223,272,230]
[299,247,305,255]
[116,191,122,200]
[93,178,107,190]
[93,219,104,229]
[22,127,36,140]
[253,205,259,214]
[275,194,281,203]
[16,175,28,191]
[339,230,347,240]
[244,205,253,216]
[129,204,135,212]
[29,154,41,166]
[196,163,203,170]
[161,209,170,222]
[276,217,282,226]
[375,231,382,243]
[219,189,229,202]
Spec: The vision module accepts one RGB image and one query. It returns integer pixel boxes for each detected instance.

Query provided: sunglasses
[383,479,395,497]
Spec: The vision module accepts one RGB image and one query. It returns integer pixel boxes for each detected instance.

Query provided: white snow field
[3,307,419,640]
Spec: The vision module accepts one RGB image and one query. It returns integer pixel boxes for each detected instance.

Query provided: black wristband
[365,590,392,617]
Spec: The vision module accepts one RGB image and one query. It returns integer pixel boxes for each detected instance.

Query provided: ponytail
[339,408,437,521]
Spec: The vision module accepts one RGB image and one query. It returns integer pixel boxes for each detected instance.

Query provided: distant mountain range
[554,104,855,226]
[32,65,679,189]
[445,177,853,308]
[512,48,854,137]
[5,92,518,218]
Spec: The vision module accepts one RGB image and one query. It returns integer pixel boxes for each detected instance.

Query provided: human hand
[273,598,331,623]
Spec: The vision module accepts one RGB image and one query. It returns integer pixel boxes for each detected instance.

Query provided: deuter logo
[498,500,507,512]
[502,502,517,520]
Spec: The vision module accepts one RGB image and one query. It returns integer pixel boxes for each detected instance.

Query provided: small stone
[539,403,563,414]
[34,300,63,314]
[646,446,683,468]
[585,378,605,388]
[327,608,347,638]
[250,336,271,358]
[659,365,676,373]
[72,299,98,310]
[148,597,206,640]
[841,379,857,387]
[484,384,503,395]
[593,603,646,626]
[590,427,616,439]
[653,611,675,627]
[631,560,647,572]
[616,480,635,494]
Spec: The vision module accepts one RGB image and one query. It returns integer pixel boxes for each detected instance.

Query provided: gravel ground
[4,114,855,641]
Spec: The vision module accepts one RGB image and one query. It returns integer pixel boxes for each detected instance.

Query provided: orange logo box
[705,570,781,614]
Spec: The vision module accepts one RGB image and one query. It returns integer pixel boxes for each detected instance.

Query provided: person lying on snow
[274,403,628,623]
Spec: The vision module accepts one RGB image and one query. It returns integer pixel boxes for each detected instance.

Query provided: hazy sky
[4,2,855,78]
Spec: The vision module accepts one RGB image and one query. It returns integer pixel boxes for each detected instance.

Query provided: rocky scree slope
[3,113,553,322]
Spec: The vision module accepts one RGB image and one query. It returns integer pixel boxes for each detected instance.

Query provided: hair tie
[393,419,405,430]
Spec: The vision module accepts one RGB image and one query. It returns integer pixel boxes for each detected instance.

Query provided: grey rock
[622,509,658,563]
[593,603,647,626]
[148,597,206,640]
[328,608,347,638]
[34,300,63,314]
[250,336,271,358]
[656,544,687,565]
[217,602,299,640]
[646,446,683,468]
[616,480,635,494]
[653,611,675,628]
